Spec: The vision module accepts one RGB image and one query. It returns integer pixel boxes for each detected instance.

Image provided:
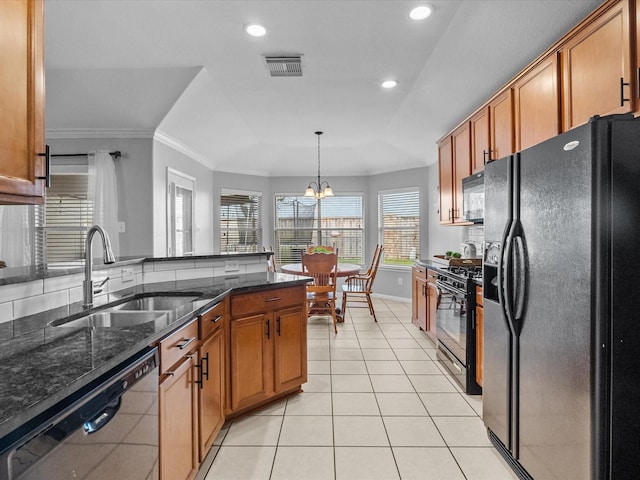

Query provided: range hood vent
[263,55,303,77]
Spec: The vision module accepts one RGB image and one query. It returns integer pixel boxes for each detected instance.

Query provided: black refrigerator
[482,114,640,480]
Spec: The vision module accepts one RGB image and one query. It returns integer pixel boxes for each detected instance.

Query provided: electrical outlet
[121,268,134,282]
[398,277,403,286]
[224,260,240,272]
[118,221,126,233]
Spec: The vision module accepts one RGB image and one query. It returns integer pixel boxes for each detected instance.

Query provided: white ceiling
[44,0,603,177]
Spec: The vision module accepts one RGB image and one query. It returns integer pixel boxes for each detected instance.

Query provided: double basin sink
[49,294,200,329]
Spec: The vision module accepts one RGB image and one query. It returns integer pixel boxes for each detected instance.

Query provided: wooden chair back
[306,245,335,255]
[263,245,276,272]
[302,252,338,288]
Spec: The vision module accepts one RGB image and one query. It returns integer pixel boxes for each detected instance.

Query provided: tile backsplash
[464,225,484,257]
[0,255,267,326]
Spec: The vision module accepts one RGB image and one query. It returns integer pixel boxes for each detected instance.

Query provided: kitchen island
[0,253,306,449]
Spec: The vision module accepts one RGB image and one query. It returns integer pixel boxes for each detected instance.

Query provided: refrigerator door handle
[502,223,518,335]
[513,234,527,323]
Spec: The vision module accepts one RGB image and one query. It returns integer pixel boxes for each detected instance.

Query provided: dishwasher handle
[83,397,122,434]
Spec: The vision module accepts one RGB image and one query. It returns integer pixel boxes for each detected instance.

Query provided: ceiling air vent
[263,55,303,77]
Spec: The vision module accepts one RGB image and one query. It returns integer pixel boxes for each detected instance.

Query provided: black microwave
[462,171,484,223]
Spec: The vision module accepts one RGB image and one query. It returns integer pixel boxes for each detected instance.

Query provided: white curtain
[88,150,120,257]
[0,205,33,267]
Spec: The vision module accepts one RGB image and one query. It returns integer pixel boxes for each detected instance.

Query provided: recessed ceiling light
[409,5,433,21]
[381,80,398,89]
[245,24,268,37]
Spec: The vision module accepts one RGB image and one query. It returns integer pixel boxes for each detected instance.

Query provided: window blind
[36,174,93,268]
[378,188,420,266]
[220,191,262,253]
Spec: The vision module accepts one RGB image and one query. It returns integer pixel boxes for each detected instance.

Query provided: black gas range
[435,263,482,395]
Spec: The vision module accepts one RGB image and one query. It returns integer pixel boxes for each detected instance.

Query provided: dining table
[279,262,362,323]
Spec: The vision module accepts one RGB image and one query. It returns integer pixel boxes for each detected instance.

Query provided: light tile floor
[202,298,518,480]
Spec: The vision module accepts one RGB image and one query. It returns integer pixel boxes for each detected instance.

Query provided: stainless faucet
[83,225,116,308]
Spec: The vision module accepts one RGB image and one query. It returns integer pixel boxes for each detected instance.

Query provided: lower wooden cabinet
[198,325,225,460]
[159,319,199,480]
[229,287,307,414]
[412,265,437,342]
[475,285,484,387]
[412,265,427,331]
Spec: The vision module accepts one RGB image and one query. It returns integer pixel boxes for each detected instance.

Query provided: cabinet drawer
[426,269,438,283]
[476,285,483,307]
[159,318,199,373]
[413,266,426,278]
[199,300,225,340]
[231,286,304,318]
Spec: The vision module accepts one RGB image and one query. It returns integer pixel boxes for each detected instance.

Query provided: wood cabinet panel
[452,123,471,223]
[489,89,514,161]
[198,327,225,460]
[636,0,640,114]
[274,306,307,392]
[159,355,199,480]
[438,137,453,224]
[426,269,438,341]
[230,313,271,411]
[199,301,225,339]
[562,0,632,130]
[231,287,303,318]
[412,266,427,331]
[470,107,490,173]
[0,0,45,204]
[514,54,560,151]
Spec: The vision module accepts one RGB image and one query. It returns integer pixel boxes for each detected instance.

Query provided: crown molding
[153,130,215,170]
[46,128,155,139]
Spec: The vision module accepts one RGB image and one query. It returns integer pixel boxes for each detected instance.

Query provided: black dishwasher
[0,347,159,480]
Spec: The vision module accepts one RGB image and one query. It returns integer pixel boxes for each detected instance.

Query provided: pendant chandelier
[304,131,334,199]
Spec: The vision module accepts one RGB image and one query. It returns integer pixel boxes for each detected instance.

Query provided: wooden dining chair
[341,244,383,322]
[263,245,276,272]
[301,251,339,334]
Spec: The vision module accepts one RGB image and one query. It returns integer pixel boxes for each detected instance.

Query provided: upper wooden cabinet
[0,0,46,205]
[438,124,472,225]
[562,0,632,130]
[438,136,453,224]
[514,53,560,151]
[470,107,490,173]
[489,89,514,161]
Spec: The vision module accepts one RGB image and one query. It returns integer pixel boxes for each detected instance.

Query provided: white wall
[152,140,214,256]
[46,137,154,256]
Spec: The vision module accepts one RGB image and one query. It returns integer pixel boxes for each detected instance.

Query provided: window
[378,188,420,266]
[35,174,93,268]
[167,168,194,256]
[220,189,262,253]
[274,194,363,265]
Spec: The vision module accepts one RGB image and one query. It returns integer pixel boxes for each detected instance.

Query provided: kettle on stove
[460,242,477,259]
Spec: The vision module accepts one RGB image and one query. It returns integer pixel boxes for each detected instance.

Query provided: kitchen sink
[110,295,199,311]
[50,310,168,328]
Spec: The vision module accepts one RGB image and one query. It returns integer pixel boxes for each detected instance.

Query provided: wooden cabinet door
[412,266,427,331]
[475,285,483,386]
[159,355,199,480]
[438,136,454,224]
[230,313,271,411]
[0,0,45,204]
[562,0,632,130]
[274,306,307,392]
[514,54,560,151]
[452,123,471,222]
[470,107,490,173]
[198,327,225,461]
[476,305,484,387]
[426,270,438,341]
[489,89,514,161]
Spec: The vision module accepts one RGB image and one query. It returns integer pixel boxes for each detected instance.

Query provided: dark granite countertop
[0,271,309,444]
